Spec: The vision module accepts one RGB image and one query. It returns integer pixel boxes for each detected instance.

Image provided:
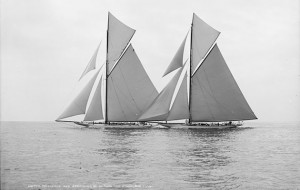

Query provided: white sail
[107,44,158,122]
[162,32,188,77]
[191,44,257,122]
[191,13,220,74]
[57,70,100,120]
[83,75,103,121]
[79,42,101,80]
[107,12,136,73]
[57,13,257,124]
[167,72,189,120]
[139,67,184,121]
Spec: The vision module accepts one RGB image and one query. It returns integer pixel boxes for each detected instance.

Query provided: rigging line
[118,61,142,113]
[107,25,135,76]
[108,75,128,121]
[110,31,135,66]
[105,14,109,124]
[107,44,132,77]
[188,20,193,124]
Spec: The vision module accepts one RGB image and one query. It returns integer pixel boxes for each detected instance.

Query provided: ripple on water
[1,121,300,189]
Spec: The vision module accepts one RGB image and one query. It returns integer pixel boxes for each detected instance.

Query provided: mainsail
[190,44,257,121]
[107,44,158,121]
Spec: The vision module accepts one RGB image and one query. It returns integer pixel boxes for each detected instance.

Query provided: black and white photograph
[1,0,299,189]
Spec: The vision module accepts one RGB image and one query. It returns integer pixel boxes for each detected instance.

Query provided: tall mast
[105,13,109,124]
[188,15,193,124]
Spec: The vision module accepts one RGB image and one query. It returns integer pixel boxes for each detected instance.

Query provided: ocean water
[1,121,299,189]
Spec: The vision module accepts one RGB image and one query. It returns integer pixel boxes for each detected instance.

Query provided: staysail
[191,44,257,121]
[79,42,101,80]
[57,70,100,120]
[167,72,189,120]
[83,75,103,121]
[107,44,158,122]
[107,12,136,73]
[139,67,184,121]
[191,13,220,74]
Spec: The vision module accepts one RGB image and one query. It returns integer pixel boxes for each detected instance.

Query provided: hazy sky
[1,0,299,122]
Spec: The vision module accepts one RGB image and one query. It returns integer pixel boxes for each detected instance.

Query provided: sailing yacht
[138,13,257,128]
[56,12,257,129]
[56,12,158,128]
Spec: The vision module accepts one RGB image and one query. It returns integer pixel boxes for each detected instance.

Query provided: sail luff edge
[188,16,193,124]
[107,43,133,77]
[105,13,109,124]
[191,32,220,77]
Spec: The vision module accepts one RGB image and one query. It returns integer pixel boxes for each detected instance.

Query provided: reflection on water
[1,122,300,189]
[182,129,242,189]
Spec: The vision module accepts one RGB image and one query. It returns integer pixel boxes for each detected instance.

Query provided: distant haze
[1,0,299,122]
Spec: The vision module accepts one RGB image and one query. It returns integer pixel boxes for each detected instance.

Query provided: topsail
[107,12,136,74]
[191,13,220,74]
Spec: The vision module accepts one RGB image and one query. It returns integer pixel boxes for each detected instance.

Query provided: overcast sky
[1,0,299,122]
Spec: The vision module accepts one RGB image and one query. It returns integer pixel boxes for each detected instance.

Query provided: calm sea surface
[1,121,300,189]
